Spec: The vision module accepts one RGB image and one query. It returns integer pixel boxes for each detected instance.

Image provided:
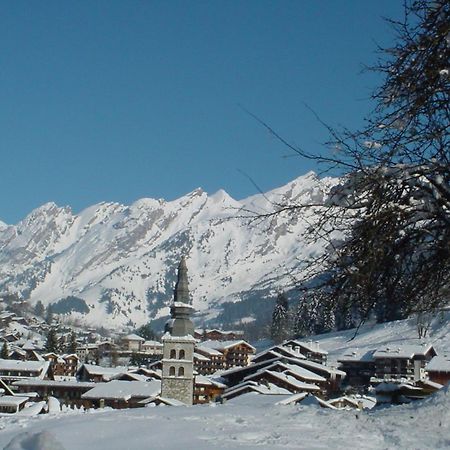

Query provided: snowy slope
[314,311,450,364]
[0,172,336,329]
[0,387,448,449]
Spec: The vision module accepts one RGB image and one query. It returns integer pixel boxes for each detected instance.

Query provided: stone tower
[161,257,196,405]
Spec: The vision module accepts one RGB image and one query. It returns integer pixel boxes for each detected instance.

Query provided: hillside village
[0,259,449,418]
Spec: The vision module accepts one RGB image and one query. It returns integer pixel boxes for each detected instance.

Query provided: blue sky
[1,1,404,224]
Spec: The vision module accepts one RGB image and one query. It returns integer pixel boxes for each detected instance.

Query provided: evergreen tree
[68,331,77,354]
[45,328,59,353]
[1,341,8,359]
[135,323,156,341]
[34,300,45,317]
[45,304,54,324]
[271,292,290,343]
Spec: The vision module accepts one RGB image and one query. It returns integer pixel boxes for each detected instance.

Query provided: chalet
[283,340,328,365]
[328,395,376,410]
[121,334,145,352]
[199,340,255,369]
[425,354,450,386]
[141,340,163,356]
[81,380,161,409]
[43,353,79,377]
[13,379,96,409]
[337,349,376,388]
[193,375,226,404]
[194,346,226,375]
[243,369,321,395]
[76,344,99,363]
[222,380,291,400]
[220,355,345,397]
[0,395,29,414]
[372,344,437,382]
[251,345,307,364]
[0,359,51,384]
[277,392,336,409]
[194,329,244,342]
[76,363,129,382]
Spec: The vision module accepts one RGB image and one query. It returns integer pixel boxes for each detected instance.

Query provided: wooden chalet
[13,379,96,409]
[43,353,79,377]
[337,349,376,388]
[199,340,255,369]
[81,380,161,409]
[426,354,450,386]
[194,329,244,342]
[76,363,129,382]
[0,359,51,385]
[283,340,328,365]
[0,395,29,414]
[193,375,226,404]
[372,344,437,382]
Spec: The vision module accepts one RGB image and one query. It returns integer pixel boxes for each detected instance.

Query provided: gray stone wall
[161,377,193,405]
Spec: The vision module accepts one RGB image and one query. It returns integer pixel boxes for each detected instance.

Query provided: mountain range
[0,172,336,331]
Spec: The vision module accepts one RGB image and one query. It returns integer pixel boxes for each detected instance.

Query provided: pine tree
[45,304,54,324]
[271,292,289,343]
[1,341,8,359]
[34,300,45,317]
[68,331,77,354]
[45,328,59,353]
[135,323,156,341]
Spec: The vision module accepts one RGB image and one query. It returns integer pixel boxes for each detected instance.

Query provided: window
[179,349,185,359]
[169,366,175,376]
[178,367,185,376]
[170,349,176,359]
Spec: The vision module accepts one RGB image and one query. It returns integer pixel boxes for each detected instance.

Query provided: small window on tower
[179,349,185,359]
[178,367,185,376]
[170,349,176,359]
[169,366,176,376]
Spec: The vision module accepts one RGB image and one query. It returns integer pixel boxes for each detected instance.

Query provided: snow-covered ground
[0,389,449,450]
[313,311,450,364]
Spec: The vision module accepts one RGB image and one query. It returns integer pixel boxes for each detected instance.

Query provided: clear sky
[1,1,405,224]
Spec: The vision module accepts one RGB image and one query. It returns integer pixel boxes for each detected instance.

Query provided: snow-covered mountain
[0,172,336,330]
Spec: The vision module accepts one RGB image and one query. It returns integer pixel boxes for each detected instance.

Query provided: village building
[0,359,51,385]
[425,354,450,386]
[76,363,129,382]
[198,340,255,369]
[194,329,244,342]
[283,340,328,365]
[141,340,163,356]
[43,353,79,377]
[194,346,226,375]
[337,349,376,388]
[372,344,437,382]
[0,395,29,414]
[160,257,196,405]
[193,375,226,404]
[121,334,145,353]
[13,379,96,409]
[81,379,161,409]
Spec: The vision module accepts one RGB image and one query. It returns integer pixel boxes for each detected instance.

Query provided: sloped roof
[373,344,435,359]
[82,380,161,400]
[426,355,450,372]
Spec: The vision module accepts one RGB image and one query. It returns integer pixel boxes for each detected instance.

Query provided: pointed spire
[174,256,190,304]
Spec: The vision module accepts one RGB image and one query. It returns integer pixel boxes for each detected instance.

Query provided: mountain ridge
[0,172,337,330]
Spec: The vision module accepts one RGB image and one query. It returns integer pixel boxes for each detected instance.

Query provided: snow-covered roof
[82,380,161,400]
[0,396,29,407]
[277,393,336,409]
[13,379,96,389]
[123,334,145,341]
[195,375,226,388]
[426,355,450,373]
[80,364,129,378]
[200,340,256,352]
[0,359,49,377]
[373,344,435,359]
[268,362,326,383]
[284,340,328,355]
[244,369,320,392]
[337,349,375,363]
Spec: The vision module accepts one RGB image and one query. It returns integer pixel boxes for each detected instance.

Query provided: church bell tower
[161,257,196,405]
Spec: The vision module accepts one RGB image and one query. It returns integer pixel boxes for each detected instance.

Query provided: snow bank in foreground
[4,431,65,450]
[0,388,448,450]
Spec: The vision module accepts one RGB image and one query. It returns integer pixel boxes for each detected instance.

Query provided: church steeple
[174,257,190,305]
[165,256,195,337]
[161,257,196,405]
